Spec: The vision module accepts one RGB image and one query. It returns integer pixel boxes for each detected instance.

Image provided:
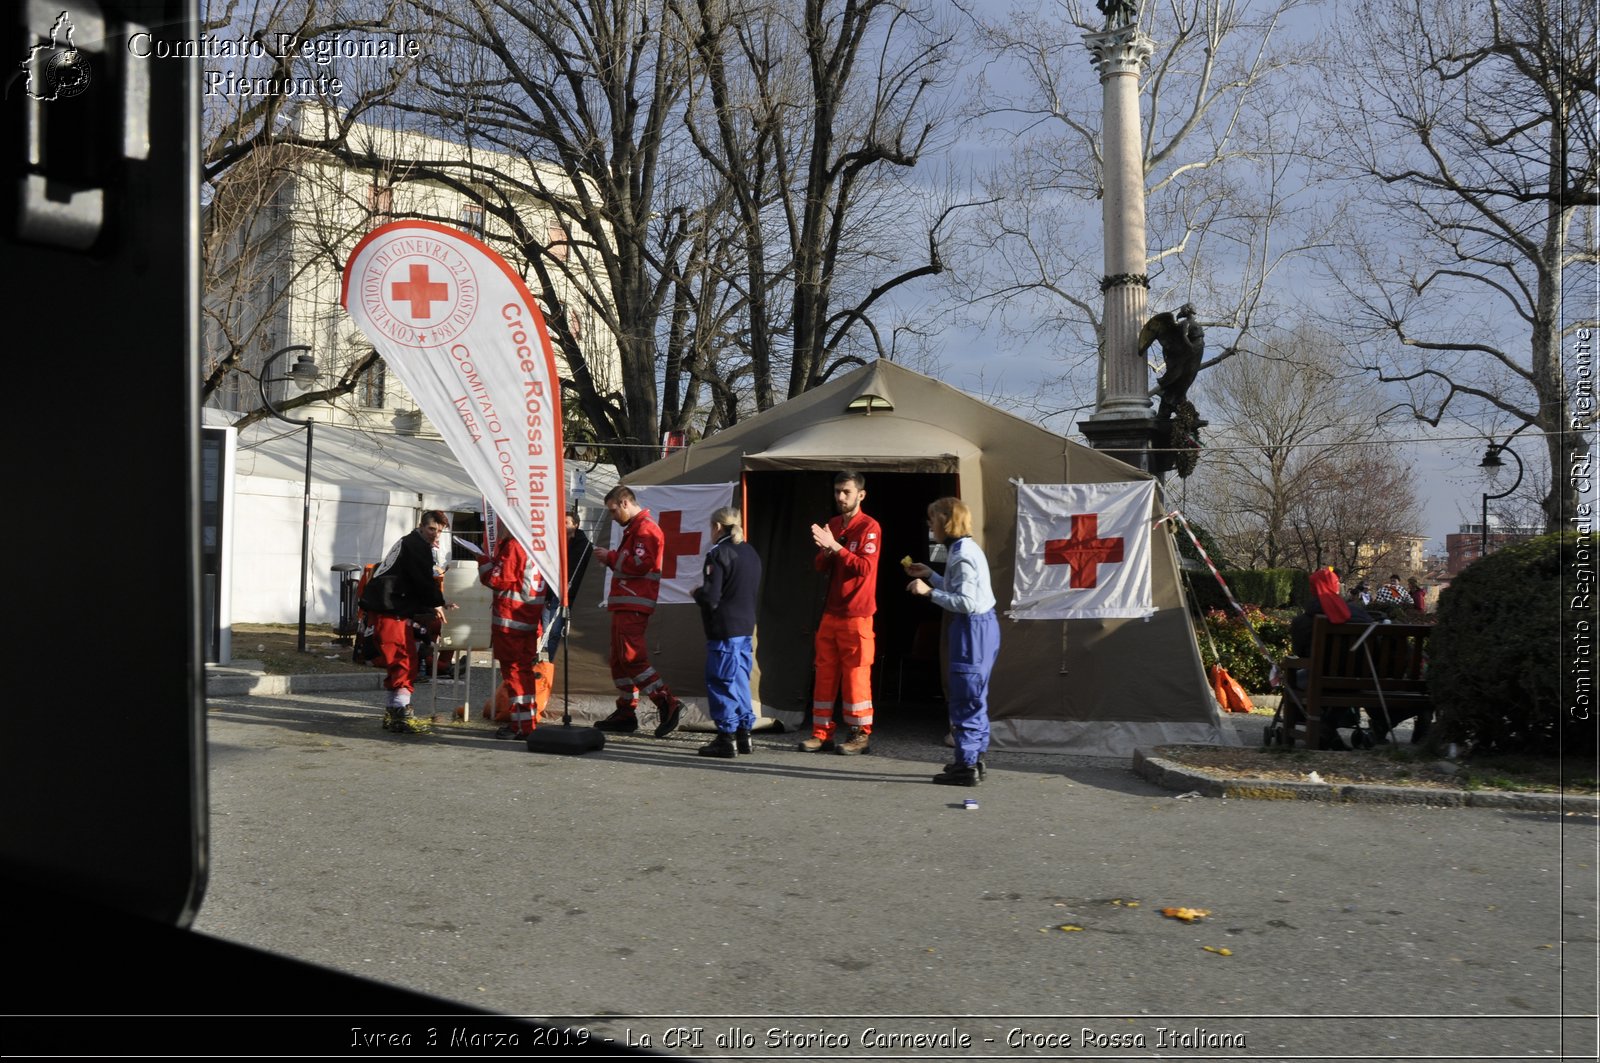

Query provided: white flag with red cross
[341,222,568,602]
[602,483,738,605]
[1011,481,1157,620]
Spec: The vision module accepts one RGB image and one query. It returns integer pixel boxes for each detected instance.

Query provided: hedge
[1429,531,1586,756]
[1185,567,1309,613]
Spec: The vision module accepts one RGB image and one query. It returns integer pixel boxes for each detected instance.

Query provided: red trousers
[492,628,542,736]
[812,613,875,737]
[372,614,419,707]
[609,610,672,711]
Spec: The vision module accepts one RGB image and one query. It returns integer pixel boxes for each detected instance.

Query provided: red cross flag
[1011,482,1156,620]
[601,483,738,605]
[341,221,568,603]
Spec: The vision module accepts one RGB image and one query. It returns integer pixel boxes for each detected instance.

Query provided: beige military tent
[555,360,1237,756]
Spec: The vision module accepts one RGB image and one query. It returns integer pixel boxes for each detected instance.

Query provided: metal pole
[257,344,317,654]
[297,418,314,653]
[1480,490,1489,560]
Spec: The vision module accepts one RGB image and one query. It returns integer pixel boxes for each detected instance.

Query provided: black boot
[734,727,752,755]
[932,763,980,786]
[595,705,639,733]
[697,732,736,759]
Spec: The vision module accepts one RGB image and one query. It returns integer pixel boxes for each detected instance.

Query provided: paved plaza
[193,676,1597,1061]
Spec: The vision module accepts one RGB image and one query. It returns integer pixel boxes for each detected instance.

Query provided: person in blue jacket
[906,497,1000,786]
[692,506,763,758]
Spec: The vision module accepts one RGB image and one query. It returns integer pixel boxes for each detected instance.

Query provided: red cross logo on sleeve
[391,264,449,319]
[1044,514,1125,588]
[656,510,703,579]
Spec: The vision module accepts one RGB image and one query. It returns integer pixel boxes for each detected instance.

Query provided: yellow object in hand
[901,555,913,568]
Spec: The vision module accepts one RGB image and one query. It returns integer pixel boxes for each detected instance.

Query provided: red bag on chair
[1209,664,1254,714]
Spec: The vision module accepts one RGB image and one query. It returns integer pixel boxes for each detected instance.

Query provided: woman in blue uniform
[906,497,1000,786]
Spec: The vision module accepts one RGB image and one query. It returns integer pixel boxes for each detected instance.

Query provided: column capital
[1086,26,1154,78]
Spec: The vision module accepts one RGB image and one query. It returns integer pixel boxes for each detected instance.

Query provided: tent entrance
[744,469,958,727]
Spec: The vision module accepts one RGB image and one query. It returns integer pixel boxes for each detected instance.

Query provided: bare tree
[952,0,1326,428]
[674,0,961,410]
[1318,0,1598,529]
[1184,323,1416,569]
[1286,447,1424,581]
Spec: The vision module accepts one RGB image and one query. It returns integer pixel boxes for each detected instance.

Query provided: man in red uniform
[358,510,456,735]
[593,485,684,737]
[801,470,880,755]
[478,517,546,740]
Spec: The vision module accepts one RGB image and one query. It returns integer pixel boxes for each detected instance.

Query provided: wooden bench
[1274,617,1433,749]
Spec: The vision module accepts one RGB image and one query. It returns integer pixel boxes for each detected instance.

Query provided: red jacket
[604,509,664,614]
[478,536,545,635]
[814,510,881,617]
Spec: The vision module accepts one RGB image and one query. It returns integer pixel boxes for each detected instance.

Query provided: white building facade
[202,107,620,639]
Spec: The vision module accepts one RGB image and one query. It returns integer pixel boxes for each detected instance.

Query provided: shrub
[1429,531,1584,756]
[1186,567,1307,613]
[1194,605,1295,694]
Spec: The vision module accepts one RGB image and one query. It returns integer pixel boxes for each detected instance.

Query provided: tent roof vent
[843,362,896,414]
[846,392,893,414]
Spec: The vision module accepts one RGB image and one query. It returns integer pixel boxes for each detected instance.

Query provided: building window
[359,360,387,408]
[459,203,486,238]
[367,184,393,224]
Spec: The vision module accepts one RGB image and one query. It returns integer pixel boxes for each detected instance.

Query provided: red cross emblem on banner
[391,264,449,318]
[1044,513,1125,588]
[656,510,703,579]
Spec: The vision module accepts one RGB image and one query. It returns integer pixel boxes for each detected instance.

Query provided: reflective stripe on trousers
[811,613,874,736]
[609,609,672,709]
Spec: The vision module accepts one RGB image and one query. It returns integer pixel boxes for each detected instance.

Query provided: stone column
[1078,23,1159,468]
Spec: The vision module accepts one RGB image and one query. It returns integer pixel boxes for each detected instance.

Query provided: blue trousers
[948,609,1000,767]
[705,636,755,733]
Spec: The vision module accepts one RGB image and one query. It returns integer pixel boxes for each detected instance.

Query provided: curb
[1132,748,1600,813]
[205,670,386,697]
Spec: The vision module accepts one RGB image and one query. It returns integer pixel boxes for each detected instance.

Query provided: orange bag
[1208,664,1254,714]
[480,679,513,722]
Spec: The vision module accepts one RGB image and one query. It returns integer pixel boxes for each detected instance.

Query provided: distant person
[593,485,683,737]
[1407,577,1427,613]
[358,510,458,735]
[478,515,546,740]
[1288,568,1373,750]
[906,497,999,787]
[801,471,880,756]
[1375,573,1413,608]
[1351,581,1372,606]
[693,507,762,759]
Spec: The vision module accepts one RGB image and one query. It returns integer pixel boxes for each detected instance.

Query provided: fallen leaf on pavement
[1161,906,1211,922]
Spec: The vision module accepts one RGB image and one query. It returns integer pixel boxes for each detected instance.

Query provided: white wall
[227,477,417,627]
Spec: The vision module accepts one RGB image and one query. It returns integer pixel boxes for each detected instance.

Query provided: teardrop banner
[341,220,567,603]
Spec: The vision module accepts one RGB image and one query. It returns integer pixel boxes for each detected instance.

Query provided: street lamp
[1479,439,1524,560]
[258,344,320,653]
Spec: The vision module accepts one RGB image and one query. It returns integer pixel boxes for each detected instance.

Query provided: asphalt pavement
[193,666,1598,1061]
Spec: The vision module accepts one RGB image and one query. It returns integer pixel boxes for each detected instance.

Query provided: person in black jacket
[692,506,762,758]
[359,510,458,734]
